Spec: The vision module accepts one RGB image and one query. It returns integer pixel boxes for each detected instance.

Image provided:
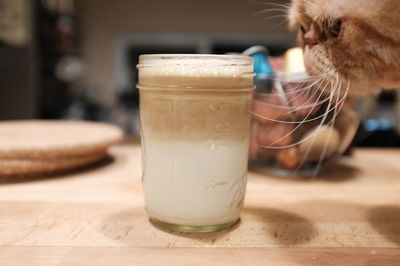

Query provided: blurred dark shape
[63,97,101,121]
[354,90,400,147]
[37,0,80,119]
[355,129,400,147]
[0,44,37,119]
[0,0,37,120]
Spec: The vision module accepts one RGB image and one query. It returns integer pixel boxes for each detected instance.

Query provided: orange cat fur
[288,0,400,94]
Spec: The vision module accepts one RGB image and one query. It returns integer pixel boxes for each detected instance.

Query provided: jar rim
[137,54,253,68]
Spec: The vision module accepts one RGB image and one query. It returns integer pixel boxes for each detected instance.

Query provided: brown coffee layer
[138,75,254,90]
[140,89,253,142]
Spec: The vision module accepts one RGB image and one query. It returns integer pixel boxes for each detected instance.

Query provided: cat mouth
[303,49,341,92]
[303,48,372,95]
[303,47,385,95]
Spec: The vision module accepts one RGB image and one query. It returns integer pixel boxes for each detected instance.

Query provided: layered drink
[137,54,254,232]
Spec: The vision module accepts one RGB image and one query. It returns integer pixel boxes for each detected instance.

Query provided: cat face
[288,0,400,94]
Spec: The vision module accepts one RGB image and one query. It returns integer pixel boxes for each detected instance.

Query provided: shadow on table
[149,219,240,243]
[267,200,400,247]
[250,160,362,183]
[0,155,116,185]
[244,206,318,246]
[163,206,318,245]
[102,207,239,245]
[367,205,400,246]
[102,206,317,247]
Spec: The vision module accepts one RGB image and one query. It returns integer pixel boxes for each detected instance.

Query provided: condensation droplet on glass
[207,182,215,190]
[208,103,218,113]
[209,142,216,150]
[216,122,230,132]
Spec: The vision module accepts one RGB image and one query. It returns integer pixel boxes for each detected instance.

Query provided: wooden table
[0,144,399,265]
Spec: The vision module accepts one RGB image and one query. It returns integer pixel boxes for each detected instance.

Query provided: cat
[288,0,400,94]
[249,0,400,174]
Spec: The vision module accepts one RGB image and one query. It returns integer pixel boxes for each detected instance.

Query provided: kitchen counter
[0,144,399,265]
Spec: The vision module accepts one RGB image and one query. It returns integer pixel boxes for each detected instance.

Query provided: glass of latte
[137,54,254,232]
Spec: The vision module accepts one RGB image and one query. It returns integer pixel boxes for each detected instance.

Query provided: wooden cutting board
[0,144,399,265]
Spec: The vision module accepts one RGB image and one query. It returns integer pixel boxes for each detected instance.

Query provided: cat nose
[304,32,319,49]
[304,34,319,49]
[304,23,320,49]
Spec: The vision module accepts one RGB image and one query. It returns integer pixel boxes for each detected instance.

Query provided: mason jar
[137,54,254,232]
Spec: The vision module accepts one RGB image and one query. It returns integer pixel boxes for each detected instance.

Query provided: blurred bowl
[248,75,360,177]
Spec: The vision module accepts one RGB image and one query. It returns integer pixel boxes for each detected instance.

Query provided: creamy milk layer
[142,140,248,226]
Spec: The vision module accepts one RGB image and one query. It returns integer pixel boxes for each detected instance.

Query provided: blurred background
[1,0,399,147]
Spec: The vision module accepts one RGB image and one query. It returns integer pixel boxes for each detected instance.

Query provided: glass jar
[137,54,254,232]
[248,74,360,177]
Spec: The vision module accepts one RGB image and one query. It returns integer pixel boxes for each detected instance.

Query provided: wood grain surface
[0,144,399,265]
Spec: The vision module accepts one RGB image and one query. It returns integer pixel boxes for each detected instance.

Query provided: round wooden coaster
[0,120,123,159]
[0,152,106,176]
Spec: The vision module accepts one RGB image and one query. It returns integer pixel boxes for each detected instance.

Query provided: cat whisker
[252,77,325,106]
[272,69,332,144]
[253,7,290,13]
[250,89,348,125]
[271,20,291,29]
[286,89,329,114]
[255,78,349,148]
[287,73,338,112]
[250,8,290,19]
[284,67,333,109]
[283,65,336,112]
[274,70,330,79]
[249,0,291,10]
[288,94,330,113]
[252,81,324,110]
[255,84,307,96]
[255,70,333,98]
[284,84,320,109]
[260,7,290,12]
[303,0,316,9]
[260,15,290,23]
[261,73,334,149]
[262,72,333,148]
[288,78,338,177]
[291,74,340,176]
[249,70,331,115]
[310,75,344,177]
[312,75,349,177]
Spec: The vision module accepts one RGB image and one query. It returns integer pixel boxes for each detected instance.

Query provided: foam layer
[138,54,254,78]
